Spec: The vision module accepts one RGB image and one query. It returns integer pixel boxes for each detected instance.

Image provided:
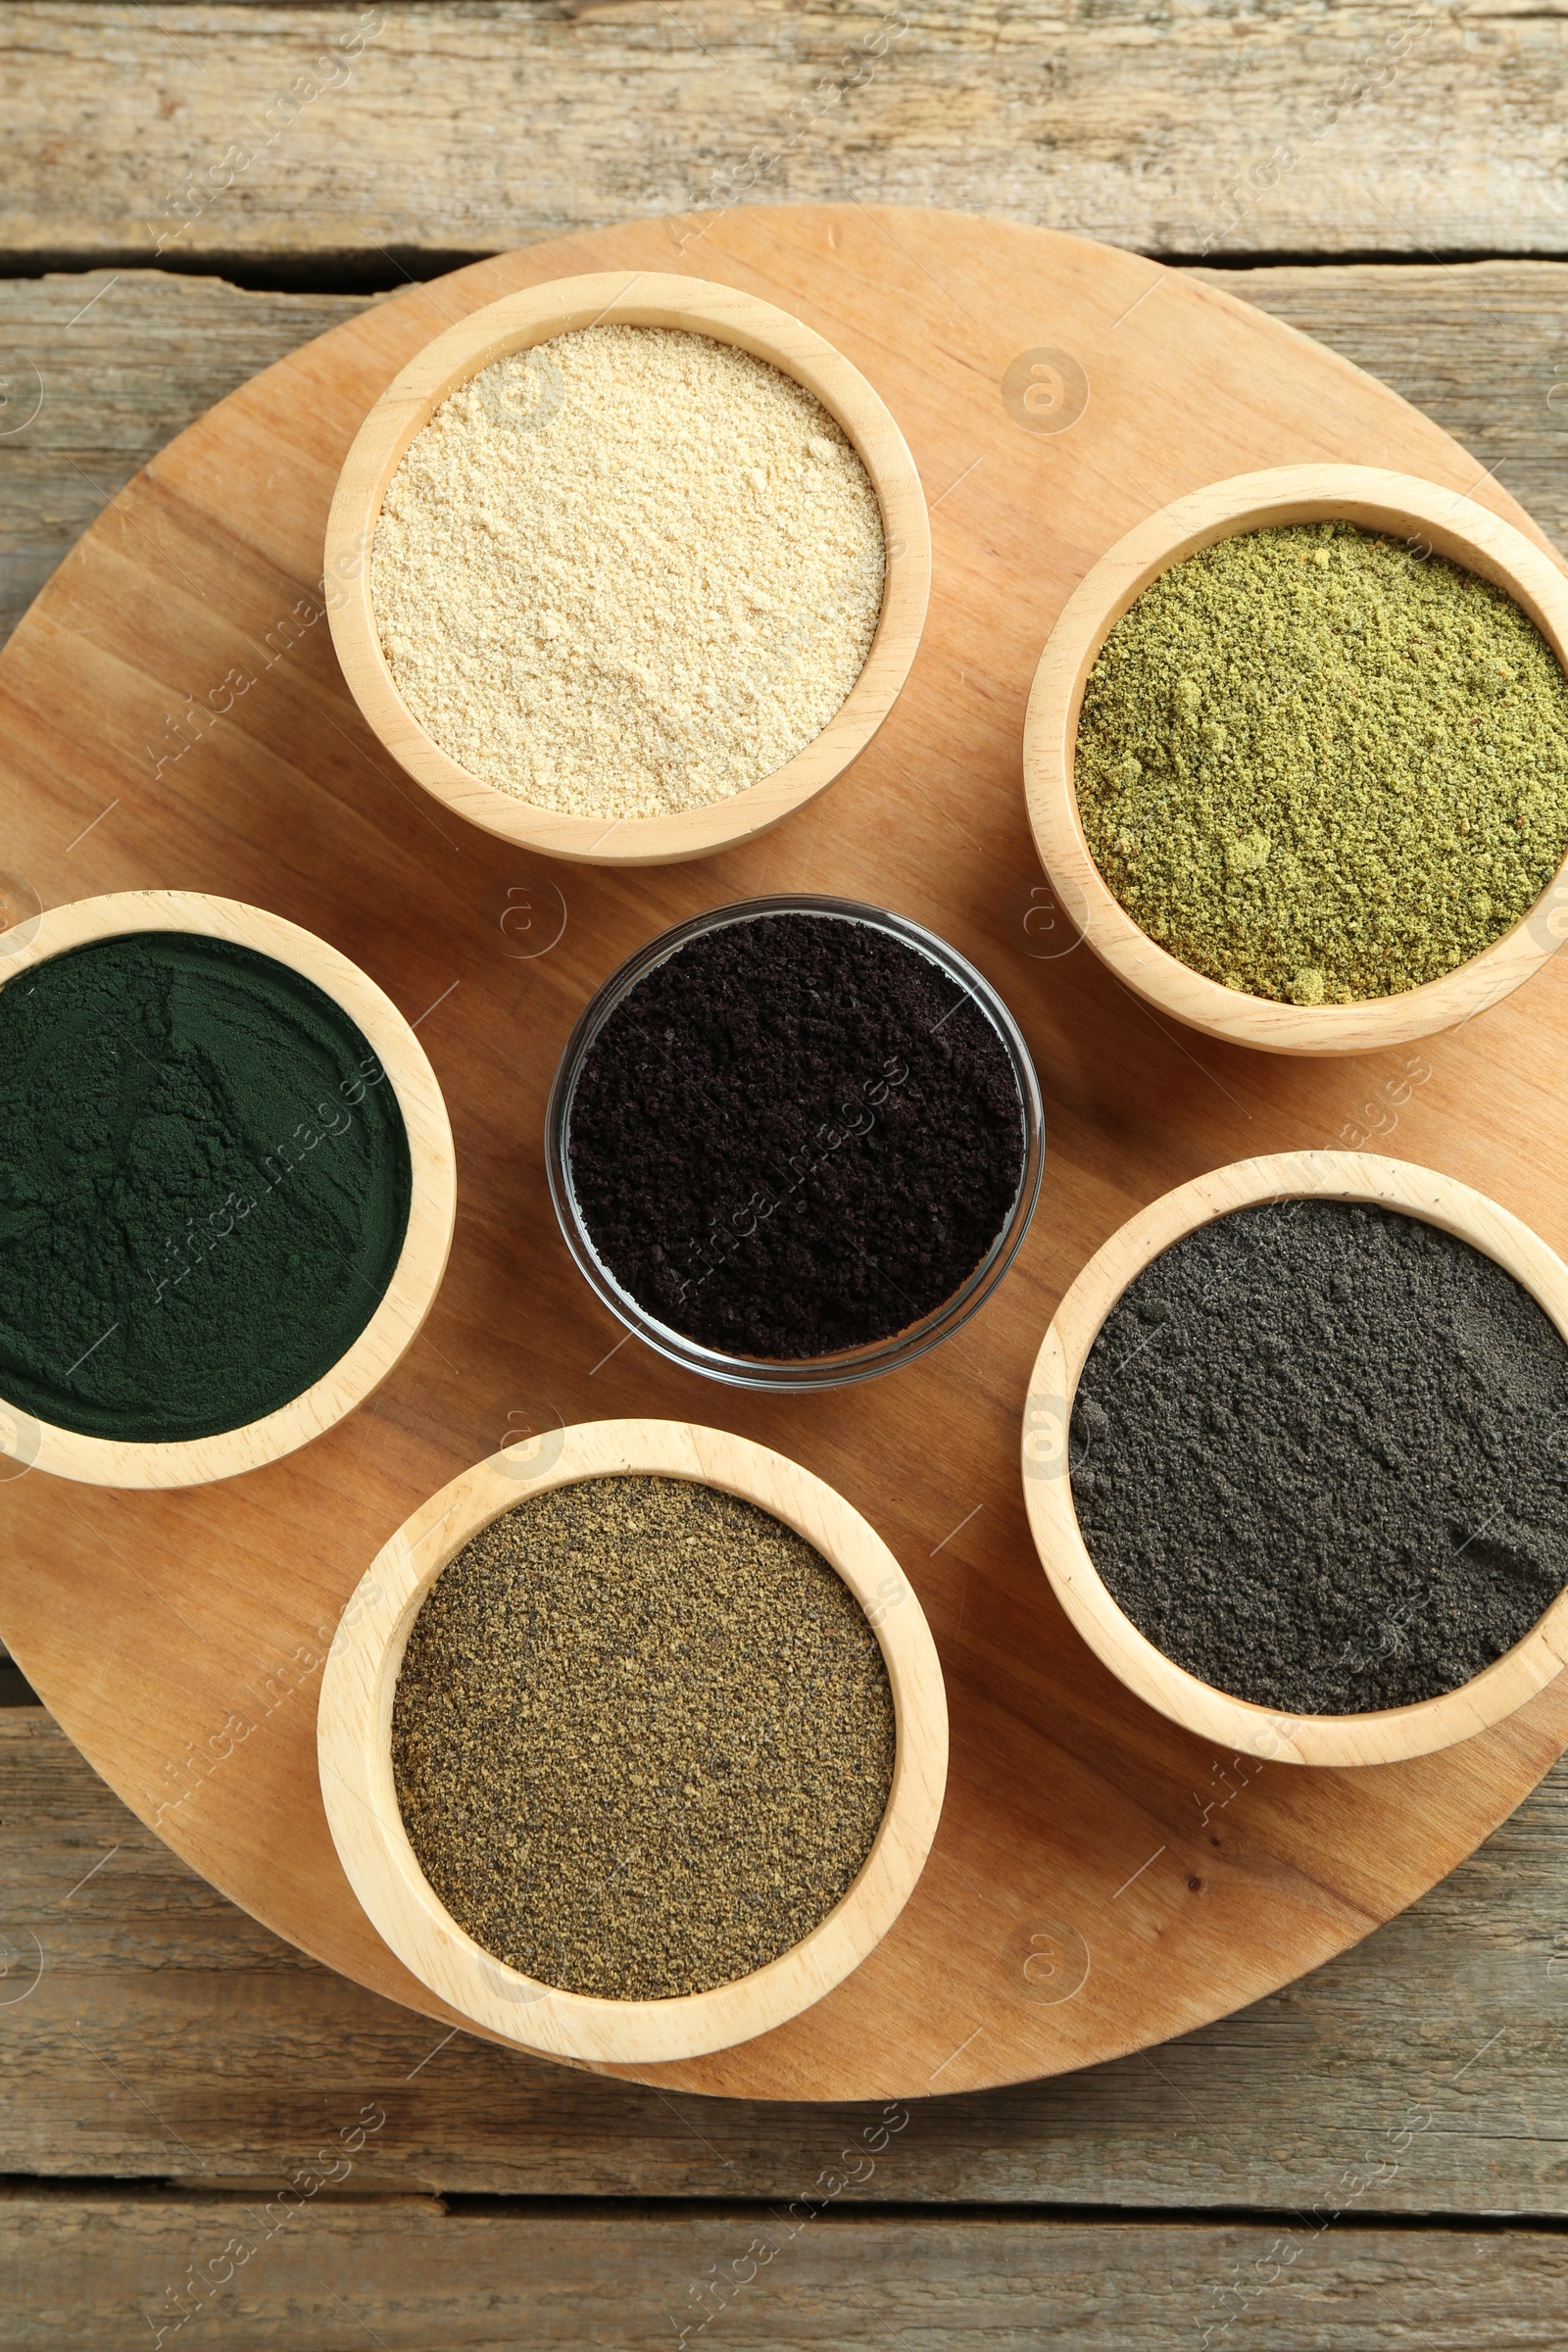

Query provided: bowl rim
[543,895,1047,1391]
[1021,464,1568,1056]
[323,270,932,868]
[0,890,456,1491]
[1021,1150,1568,1768]
[316,1417,950,2063]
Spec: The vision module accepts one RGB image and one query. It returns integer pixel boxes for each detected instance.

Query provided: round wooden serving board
[3,207,1567,2103]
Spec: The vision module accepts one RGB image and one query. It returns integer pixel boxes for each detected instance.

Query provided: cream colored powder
[370,324,887,819]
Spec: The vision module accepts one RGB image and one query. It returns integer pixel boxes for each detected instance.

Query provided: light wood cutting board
[1,206,1564,2100]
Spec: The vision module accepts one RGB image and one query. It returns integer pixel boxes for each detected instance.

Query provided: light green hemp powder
[1074,520,1568,1004]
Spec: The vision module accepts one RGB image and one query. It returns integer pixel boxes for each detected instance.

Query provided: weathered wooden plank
[5,4,1568,271]
[9,2191,1568,2350]
[0,272,373,645]
[3,259,1565,663]
[5,1714,1568,2212]
[1194,262,1568,556]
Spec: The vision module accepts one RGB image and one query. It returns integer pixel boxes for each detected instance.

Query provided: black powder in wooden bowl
[390,1476,897,1999]
[565,910,1027,1359]
[1069,1200,1568,1715]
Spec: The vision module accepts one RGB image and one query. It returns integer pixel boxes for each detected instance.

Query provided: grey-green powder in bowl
[1074,519,1568,1004]
[390,1475,898,2001]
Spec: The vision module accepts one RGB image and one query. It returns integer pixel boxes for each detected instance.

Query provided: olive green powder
[1075,520,1568,1004]
[390,1476,897,2001]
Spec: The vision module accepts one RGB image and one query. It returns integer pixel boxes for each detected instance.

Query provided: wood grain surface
[4,207,1568,2107]
[8,4,1568,2327]
[12,2193,1568,2350]
[0,276,376,648]
[4,1714,1558,2211]
[7,3,1568,270]
[8,261,1564,646]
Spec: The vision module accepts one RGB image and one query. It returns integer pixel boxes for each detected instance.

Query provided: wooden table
[6,7,1568,2343]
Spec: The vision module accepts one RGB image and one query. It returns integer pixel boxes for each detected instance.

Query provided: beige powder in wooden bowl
[369,325,887,820]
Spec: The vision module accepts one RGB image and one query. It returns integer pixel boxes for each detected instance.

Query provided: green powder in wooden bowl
[390,1475,896,2001]
[1074,520,1568,1004]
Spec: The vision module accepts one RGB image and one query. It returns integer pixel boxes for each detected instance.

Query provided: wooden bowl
[0,892,455,1490]
[317,1418,949,2064]
[324,271,932,867]
[1021,1151,1568,1768]
[1022,466,1568,1055]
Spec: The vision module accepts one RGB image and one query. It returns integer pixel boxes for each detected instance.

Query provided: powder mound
[0,933,412,1443]
[370,323,887,820]
[1072,1201,1568,1714]
[1075,519,1568,1003]
[565,911,1028,1359]
[391,1476,897,2001]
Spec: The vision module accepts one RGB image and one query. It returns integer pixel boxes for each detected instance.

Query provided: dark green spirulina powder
[391,1476,897,2000]
[1070,1200,1568,1715]
[0,931,412,1443]
[1076,520,1568,1004]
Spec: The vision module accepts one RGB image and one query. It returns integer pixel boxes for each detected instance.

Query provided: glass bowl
[545,895,1045,1392]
